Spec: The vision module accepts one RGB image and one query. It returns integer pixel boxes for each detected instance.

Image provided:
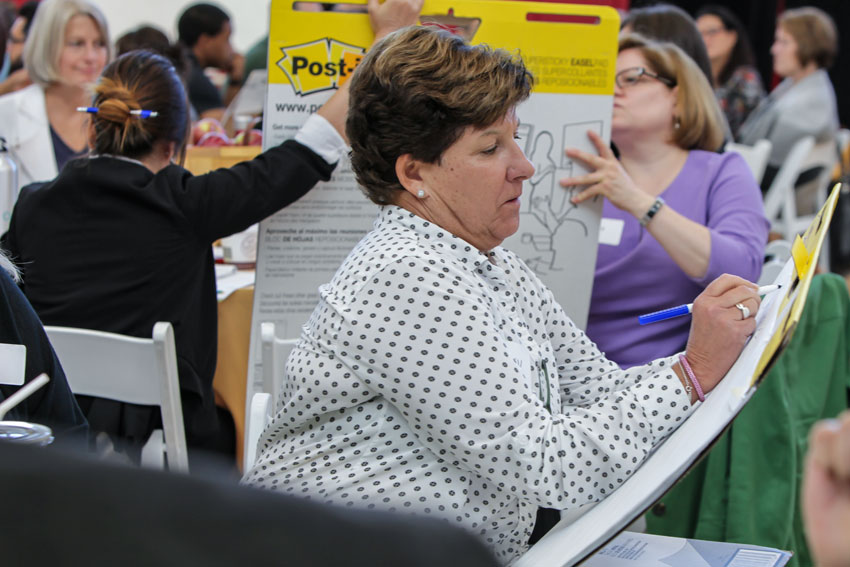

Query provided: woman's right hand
[369,0,423,42]
[803,411,850,567]
[683,274,760,394]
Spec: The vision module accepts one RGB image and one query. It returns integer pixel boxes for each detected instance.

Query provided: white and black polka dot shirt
[244,206,695,563]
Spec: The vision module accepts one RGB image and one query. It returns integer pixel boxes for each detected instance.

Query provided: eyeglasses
[615,67,676,89]
[699,27,726,39]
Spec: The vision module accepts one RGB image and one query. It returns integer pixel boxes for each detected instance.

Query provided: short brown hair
[778,7,837,70]
[346,26,533,205]
[619,34,724,152]
[90,51,190,162]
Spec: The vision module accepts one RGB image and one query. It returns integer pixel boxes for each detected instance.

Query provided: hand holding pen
[639,284,782,325]
[680,276,762,398]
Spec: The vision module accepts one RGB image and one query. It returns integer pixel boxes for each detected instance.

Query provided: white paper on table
[515,258,797,567]
[582,531,791,567]
[216,270,256,301]
[214,264,237,279]
[0,343,26,385]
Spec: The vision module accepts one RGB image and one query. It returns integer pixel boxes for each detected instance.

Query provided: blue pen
[638,284,782,325]
[76,106,98,114]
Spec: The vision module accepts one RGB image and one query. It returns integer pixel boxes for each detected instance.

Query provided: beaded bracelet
[678,354,705,402]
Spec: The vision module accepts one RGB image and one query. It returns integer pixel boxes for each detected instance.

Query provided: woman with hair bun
[1,0,420,468]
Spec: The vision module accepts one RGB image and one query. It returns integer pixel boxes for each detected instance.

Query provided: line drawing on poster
[520,120,603,274]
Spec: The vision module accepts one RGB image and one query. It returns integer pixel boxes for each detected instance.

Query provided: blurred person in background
[563,35,768,368]
[696,5,764,139]
[621,3,713,87]
[804,410,850,567]
[0,1,40,96]
[0,248,88,450]
[738,6,839,189]
[0,0,110,193]
[115,24,189,82]
[177,2,238,121]
[7,1,38,74]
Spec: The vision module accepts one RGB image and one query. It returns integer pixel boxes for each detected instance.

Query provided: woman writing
[3,0,421,466]
[244,26,762,562]
[696,5,764,138]
[737,7,839,188]
[564,35,768,368]
[0,0,110,191]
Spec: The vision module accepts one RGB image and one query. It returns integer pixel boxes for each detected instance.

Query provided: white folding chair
[763,136,815,240]
[45,322,189,473]
[796,139,840,215]
[243,391,272,472]
[836,128,850,160]
[725,139,772,185]
[242,322,298,471]
[260,322,297,397]
[758,239,792,286]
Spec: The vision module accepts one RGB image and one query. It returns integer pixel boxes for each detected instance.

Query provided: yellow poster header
[268,0,619,96]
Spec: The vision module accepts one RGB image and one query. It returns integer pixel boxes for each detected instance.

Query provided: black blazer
[0,269,88,447]
[2,141,333,450]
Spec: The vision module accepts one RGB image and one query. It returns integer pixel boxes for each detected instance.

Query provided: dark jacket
[2,140,333,451]
[0,269,88,447]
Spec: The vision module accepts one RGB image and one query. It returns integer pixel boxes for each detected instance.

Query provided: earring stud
[417,189,425,198]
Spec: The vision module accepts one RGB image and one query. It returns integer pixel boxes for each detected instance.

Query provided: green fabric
[646,273,850,567]
[242,35,269,86]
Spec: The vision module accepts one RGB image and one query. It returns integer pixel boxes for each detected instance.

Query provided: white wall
[98,0,271,54]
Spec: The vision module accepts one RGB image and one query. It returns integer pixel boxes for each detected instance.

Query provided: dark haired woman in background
[621,3,713,86]
[1,0,418,469]
[115,25,190,82]
[696,5,764,138]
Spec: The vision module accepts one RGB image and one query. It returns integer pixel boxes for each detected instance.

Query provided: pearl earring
[417,189,425,198]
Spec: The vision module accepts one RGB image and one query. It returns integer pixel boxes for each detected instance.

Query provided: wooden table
[213,284,254,470]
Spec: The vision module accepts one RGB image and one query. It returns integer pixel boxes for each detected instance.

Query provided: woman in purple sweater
[563,34,769,368]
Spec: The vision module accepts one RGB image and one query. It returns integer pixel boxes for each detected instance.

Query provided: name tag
[598,218,624,246]
[505,341,532,378]
[0,343,26,385]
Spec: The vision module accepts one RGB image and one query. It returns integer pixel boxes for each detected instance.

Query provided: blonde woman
[0,0,110,192]
[564,35,769,368]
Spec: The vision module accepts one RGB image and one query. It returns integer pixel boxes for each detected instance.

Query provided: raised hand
[560,129,655,219]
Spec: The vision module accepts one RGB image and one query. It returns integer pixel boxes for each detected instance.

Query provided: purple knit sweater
[585,150,769,368]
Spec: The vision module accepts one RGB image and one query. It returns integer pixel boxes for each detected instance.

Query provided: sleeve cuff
[294,114,348,165]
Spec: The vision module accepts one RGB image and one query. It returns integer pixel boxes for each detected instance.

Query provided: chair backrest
[260,322,297,397]
[725,139,772,184]
[758,239,792,286]
[243,391,272,472]
[44,322,188,472]
[763,136,815,236]
[836,128,850,161]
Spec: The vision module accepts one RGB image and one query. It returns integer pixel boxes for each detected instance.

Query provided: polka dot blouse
[243,206,695,563]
